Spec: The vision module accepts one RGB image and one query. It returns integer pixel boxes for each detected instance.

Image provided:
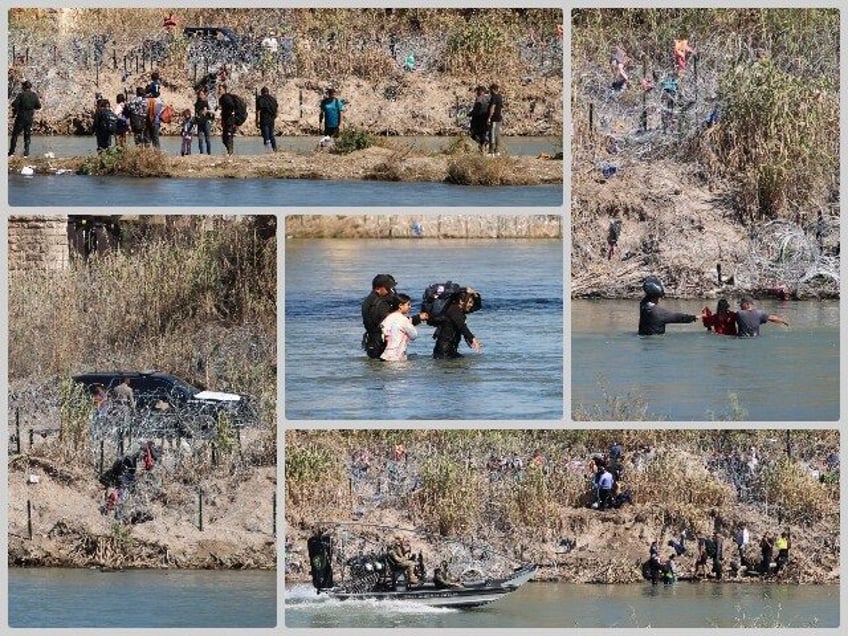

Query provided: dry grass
[8,218,276,415]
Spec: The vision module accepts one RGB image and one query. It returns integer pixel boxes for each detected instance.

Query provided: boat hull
[322,565,536,609]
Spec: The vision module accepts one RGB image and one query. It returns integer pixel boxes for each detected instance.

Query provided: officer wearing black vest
[638,276,697,335]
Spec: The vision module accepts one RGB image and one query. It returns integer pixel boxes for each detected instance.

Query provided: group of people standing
[361,274,482,361]
[638,276,789,337]
[467,83,504,155]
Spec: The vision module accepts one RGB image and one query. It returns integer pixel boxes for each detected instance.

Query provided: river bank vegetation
[285,430,839,584]
[8,217,276,570]
[571,8,838,299]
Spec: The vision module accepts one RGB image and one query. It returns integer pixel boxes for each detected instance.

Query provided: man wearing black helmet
[361,274,428,359]
[638,276,698,335]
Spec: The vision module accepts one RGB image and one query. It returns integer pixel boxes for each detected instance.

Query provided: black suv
[72,371,256,440]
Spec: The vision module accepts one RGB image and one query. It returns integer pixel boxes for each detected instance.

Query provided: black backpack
[102,109,118,134]
[421,282,481,325]
[232,94,248,126]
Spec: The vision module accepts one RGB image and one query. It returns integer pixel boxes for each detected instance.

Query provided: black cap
[642,276,665,298]
[372,274,396,290]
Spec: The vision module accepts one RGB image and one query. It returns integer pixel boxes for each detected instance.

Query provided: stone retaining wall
[8,216,69,273]
[285,215,562,239]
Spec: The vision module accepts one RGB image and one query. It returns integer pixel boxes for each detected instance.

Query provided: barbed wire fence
[8,379,275,536]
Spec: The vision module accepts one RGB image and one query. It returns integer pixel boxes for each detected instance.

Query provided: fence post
[135,55,139,74]
[198,489,204,531]
[28,428,34,450]
[272,492,276,536]
[113,50,117,70]
[589,102,594,135]
[16,409,21,454]
[299,89,303,119]
[27,500,33,540]
[25,47,29,64]
[211,443,217,466]
[99,440,105,475]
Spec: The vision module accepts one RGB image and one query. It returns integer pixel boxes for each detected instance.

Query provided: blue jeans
[196,119,211,154]
[260,122,277,151]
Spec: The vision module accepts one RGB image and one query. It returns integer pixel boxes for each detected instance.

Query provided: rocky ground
[9,433,276,571]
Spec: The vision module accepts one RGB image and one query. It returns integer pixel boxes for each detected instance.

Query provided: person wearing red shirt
[701,298,737,336]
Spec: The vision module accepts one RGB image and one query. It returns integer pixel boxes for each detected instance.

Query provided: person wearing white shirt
[380,294,418,361]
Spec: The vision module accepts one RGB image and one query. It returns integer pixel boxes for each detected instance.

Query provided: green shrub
[77,146,170,177]
[331,128,373,155]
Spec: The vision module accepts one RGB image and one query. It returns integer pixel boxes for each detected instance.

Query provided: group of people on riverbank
[638,276,790,337]
[361,273,482,361]
[647,525,792,585]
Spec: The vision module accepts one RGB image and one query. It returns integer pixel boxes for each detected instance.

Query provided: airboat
[306,529,536,609]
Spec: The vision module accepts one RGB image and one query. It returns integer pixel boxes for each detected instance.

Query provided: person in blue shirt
[319,87,345,137]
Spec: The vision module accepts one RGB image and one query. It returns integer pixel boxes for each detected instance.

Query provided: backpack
[102,109,118,134]
[232,94,248,126]
[421,282,482,325]
[127,99,147,133]
[160,104,175,124]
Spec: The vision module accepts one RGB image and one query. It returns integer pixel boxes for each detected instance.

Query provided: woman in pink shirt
[380,294,418,361]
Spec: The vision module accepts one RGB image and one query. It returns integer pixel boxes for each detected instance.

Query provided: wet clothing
[702,310,738,336]
[9,88,42,156]
[638,297,697,335]
[433,303,476,359]
[736,308,770,337]
[380,312,418,361]
[361,292,394,359]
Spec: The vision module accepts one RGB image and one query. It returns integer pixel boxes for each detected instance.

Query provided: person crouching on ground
[380,293,418,361]
[702,298,737,336]
[433,288,482,359]
[638,276,697,335]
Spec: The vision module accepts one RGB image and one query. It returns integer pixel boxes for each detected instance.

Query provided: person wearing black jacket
[361,274,427,359]
[255,86,278,152]
[638,276,697,335]
[9,80,42,157]
[216,83,237,155]
[433,290,482,359]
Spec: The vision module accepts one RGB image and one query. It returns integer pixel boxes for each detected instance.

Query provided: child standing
[380,293,418,361]
[180,108,195,156]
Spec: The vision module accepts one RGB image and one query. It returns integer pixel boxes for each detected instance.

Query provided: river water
[8,174,562,207]
[284,581,838,628]
[13,134,561,158]
[571,299,840,421]
[285,239,563,420]
[8,567,276,627]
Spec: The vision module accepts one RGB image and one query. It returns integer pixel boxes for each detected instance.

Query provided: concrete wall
[285,215,562,239]
[8,215,69,273]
